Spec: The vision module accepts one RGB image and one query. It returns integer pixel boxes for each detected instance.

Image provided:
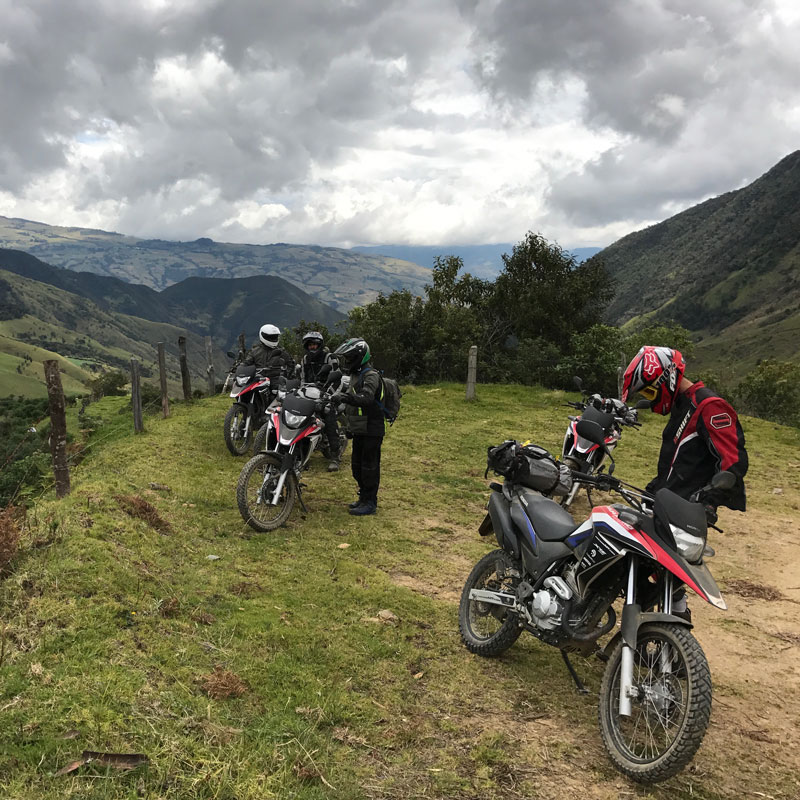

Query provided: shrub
[88,370,127,399]
[732,360,800,427]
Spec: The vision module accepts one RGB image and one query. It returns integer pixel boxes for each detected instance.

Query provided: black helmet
[302,331,324,351]
[333,337,370,373]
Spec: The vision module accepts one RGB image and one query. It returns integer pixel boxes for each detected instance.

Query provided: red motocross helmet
[621,346,686,415]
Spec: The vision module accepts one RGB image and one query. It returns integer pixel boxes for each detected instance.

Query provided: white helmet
[259,324,281,348]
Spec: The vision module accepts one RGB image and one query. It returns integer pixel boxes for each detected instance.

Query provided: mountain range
[0,248,345,397]
[0,217,431,313]
[593,149,800,376]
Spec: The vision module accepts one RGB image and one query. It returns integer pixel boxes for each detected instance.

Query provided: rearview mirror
[711,471,736,491]
[227,351,236,359]
[576,419,606,447]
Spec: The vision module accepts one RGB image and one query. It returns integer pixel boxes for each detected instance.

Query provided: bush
[88,370,127,399]
[732,360,800,427]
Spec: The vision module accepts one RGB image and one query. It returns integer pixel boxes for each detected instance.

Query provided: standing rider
[621,345,749,620]
[243,324,295,379]
[301,331,343,472]
[332,338,385,516]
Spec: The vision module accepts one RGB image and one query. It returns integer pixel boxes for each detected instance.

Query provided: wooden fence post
[43,360,70,498]
[157,342,170,418]
[178,336,192,401]
[238,332,247,359]
[205,336,216,396]
[466,345,478,401]
[617,351,626,399]
[130,358,144,433]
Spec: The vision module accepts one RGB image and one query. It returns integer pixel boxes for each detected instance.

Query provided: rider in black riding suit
[301,331,343,472]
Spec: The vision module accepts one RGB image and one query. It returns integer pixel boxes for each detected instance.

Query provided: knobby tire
[236,452,297,531]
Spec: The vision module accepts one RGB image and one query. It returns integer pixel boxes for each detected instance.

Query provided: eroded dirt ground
[382,494,800,799]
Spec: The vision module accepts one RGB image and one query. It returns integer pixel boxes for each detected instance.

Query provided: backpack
[377,375,402,425]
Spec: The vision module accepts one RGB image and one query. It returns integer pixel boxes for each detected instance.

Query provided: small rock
[338,542,351,549]
[206,555,221,561]
[772,487,784,495]
[377,609,399,625]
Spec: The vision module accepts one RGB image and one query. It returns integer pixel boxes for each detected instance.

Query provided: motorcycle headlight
[283,411,306,427]
[670,524,706,563]
[236,376,248,385]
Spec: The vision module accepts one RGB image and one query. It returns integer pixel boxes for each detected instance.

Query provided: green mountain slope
[594,150,800,366]
[0,247,345,352]
[0,268,222,396]
[0,218,431,311]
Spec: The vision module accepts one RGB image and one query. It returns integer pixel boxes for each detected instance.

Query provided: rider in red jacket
[622,346,748,511]
[621,346,749,620]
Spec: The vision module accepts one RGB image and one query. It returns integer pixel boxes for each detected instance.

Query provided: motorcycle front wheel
[236,452,297,531]
[458,549,523,657]
[252,422,277,455]
[598,622,712,784]
[224,403,253,456]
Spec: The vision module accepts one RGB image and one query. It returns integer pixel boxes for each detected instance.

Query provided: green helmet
[333,337,371,373]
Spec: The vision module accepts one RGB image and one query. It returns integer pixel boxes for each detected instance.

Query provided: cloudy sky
[1,0,798,250]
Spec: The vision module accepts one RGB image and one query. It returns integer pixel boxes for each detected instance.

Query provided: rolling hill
[0,248,346,397]
[593,150,800,374]
[0,217,431,312]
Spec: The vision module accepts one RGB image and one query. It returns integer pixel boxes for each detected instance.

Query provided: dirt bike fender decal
[566,519,593,548]
[592,508,656,558]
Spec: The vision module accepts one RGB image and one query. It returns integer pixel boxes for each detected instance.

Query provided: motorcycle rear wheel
[459,549,523,657]
[237,452,296,531]
[224,403,253,456]
[598,622,712,783]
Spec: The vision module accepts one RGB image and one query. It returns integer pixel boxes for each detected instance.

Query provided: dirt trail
[385,501,800,798]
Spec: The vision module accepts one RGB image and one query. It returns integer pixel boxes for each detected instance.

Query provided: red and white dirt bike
[223,363,278,456]
[236,371,344,531]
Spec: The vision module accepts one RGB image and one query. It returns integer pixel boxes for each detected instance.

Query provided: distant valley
[0,217,431,313]
[0,248,344,397]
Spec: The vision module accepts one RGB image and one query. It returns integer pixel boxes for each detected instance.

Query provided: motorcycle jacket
[301,347,337,384]
[243,343,295,378]
[647,381,748,510]
[342,366,385,437]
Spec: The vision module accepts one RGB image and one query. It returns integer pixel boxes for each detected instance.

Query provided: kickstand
[295,481,308,514]
[561,651,589,694]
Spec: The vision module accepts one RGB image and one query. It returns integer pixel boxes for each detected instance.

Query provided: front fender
[605,606,694,655]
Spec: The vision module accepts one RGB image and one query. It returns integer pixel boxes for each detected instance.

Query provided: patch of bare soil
[114,494,172,534]
[380,501,800,799]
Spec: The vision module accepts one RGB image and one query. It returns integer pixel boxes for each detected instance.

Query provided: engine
[527,576,573,631]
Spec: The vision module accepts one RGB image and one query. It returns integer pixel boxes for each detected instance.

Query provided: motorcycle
[560,376,642,508]
[223,363,278,456]
[236,371,344,531]
[459,419,735,783]
[251,372,349,459]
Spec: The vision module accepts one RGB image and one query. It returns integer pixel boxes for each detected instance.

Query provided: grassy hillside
[0,218,431,312]
[0,268,228,396]
[1,385,798,799]
[594,150,800,368]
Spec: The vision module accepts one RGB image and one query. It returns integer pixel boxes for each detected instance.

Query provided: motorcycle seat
[519,489,578,541]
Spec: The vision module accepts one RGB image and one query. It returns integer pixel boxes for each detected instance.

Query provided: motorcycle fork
[267,447,296,506]
[619,556,638,717]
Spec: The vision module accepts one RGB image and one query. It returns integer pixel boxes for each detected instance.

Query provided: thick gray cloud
[0,0,798,247]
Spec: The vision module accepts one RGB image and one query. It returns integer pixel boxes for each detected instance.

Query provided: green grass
[1,384,798,799]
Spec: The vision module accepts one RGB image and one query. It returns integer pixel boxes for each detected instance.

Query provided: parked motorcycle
[237,371,344,531]
[251,373,349,459]
[223,364,277,456]
[560,376,642,508]
[459,419,734,783]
